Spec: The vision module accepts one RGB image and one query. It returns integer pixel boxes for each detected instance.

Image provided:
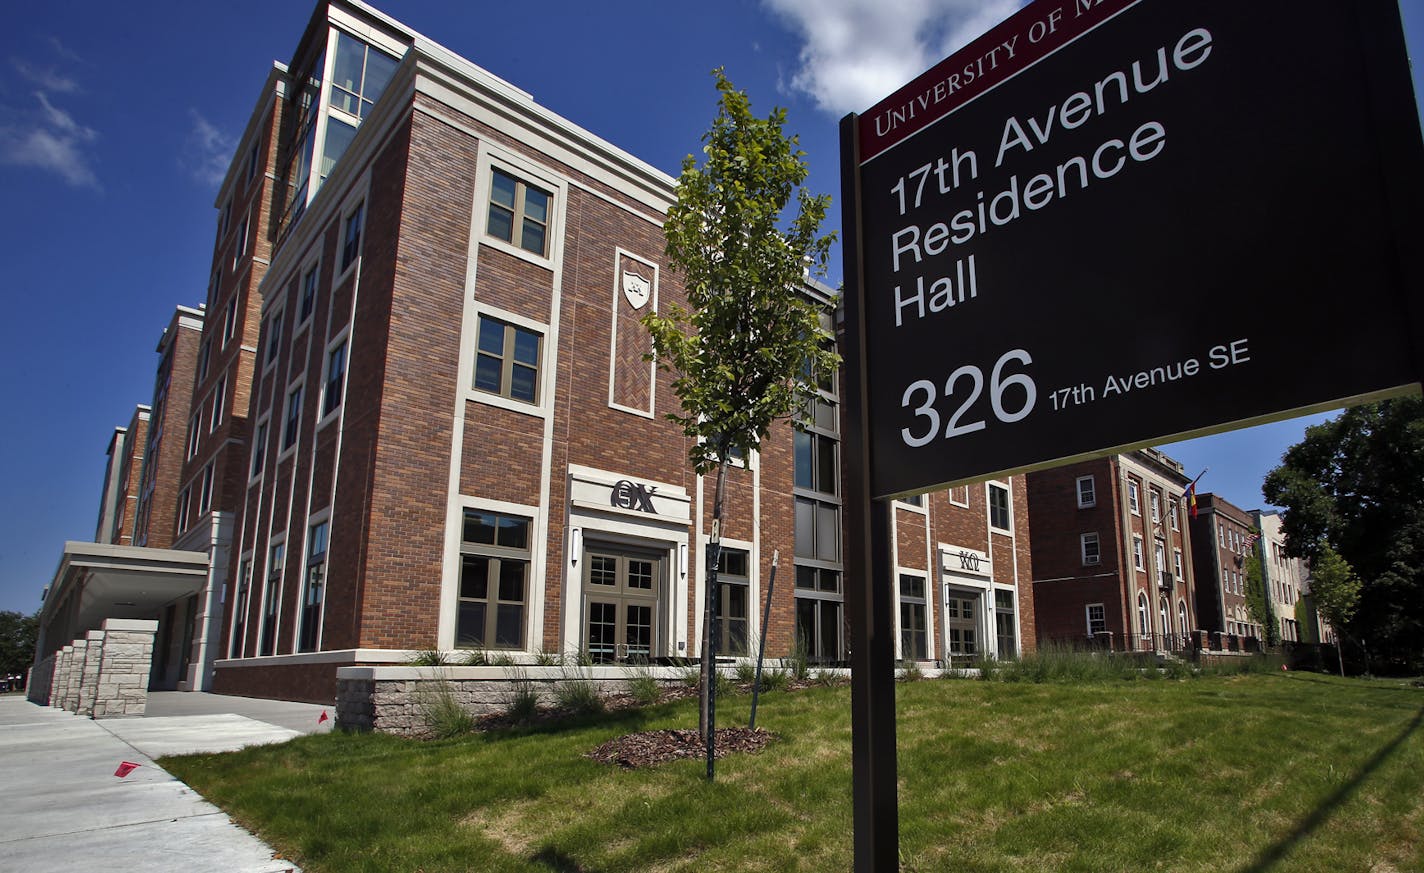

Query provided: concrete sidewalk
[0,693,331,872]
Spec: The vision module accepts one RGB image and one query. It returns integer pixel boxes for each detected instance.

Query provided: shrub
[534,649,561,667]
[812,668,847,687]
[460,649,489,667]
[789,638,810,681]
[490,652,517,667]
[678,663,702,688]
[758,667,791,692]
[624,666,663,706]
[973,655,1000,682]
[554,666,605,716]
[409,649,448,667]
[734,661,757,685]
[897,661,925,682]
[417,675,476,738]
[503,668,540,725]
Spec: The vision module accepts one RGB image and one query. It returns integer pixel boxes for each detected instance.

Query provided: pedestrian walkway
[0,692,332,872]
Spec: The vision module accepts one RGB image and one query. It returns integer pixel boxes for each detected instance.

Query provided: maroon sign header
[858,0,1140,163]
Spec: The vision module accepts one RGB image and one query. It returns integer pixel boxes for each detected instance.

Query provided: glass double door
[584,546,662,664]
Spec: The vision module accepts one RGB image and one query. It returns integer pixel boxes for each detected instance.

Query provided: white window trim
[1076,475,1096,508]
[894,568,932,661]
[475,152,564,270]
[1132,535,1145,571]
[294,255,322,337]
[299,508,333,654]
[466,301,552,420]
[440,495,545,654]
[262,309,283,375]
[947,486,970,509]
[248,413,272,484]
[232,209,250,273]
[209,374,227,433]
[1085,602,1107,637]
[262,535,288,655]
[1127,479,1141,516]
[986,479,1013,533]
[278,376,306,462]
[606,247,659,420]
[333,195,366,285]
[316,329,351,431]
[896,495,928,515]
[1080,532,1101,566]
[1149,490,1162,523]
[231,550,256,659]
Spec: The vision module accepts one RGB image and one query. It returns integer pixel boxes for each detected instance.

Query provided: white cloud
[182,109,235,188]
[0,91,99,188]
[764,0,1026,115]
[11,58,80,94]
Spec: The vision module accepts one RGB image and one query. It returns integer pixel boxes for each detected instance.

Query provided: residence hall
[1026,448,1198,652]
[1189,493,1270,642]
[203,0,1038,701]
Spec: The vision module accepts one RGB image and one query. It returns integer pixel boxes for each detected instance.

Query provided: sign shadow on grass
[1238,703,1424,872]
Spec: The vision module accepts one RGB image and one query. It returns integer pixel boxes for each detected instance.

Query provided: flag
[1184,468,1206,519]
[1245,531,1260,550]
[318,710,329,724]
[114,761,140,778]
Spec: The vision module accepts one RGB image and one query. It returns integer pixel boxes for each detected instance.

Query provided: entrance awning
[38,542,210,659]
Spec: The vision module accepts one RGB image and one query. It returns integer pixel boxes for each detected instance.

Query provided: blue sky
[1,0,1421,615]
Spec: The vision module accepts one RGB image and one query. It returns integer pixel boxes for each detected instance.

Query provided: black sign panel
[855,0,1423,499]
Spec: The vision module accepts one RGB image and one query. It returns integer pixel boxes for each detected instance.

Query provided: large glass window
[299,266,318,324]
[899,574,927,660]
[456,510,530,650]
[283,385,303,450]
[487,169,552,256]
[794,430,837,495]
[330,31,398,119]
[715,549,749,657]
[1081,532,1100,566]
[994,589,1017,658]
[474,316,541,403]
[794,497,840,562]
[265,310,282,368]
[298,522,328,653]
[231,558,252,658]
[340,202,364,272]
[1086,603,1107,637]
[794,566,844,663]
[1076,475,1096,508]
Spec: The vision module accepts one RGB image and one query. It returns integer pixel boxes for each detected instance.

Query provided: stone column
[77,630,106,717]
[51,646,73,710]
[91,619,158,719]
[62,640,89,712]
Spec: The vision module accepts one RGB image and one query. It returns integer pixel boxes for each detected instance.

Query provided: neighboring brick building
[1188,493,1262,640]
[1254,509,1307,643]
[132,305,206,551]
[1026,448,1197,652]
[93,407,147,546]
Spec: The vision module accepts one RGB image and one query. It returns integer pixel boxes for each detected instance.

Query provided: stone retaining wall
[336,665,698,737]
[27,619,158,719]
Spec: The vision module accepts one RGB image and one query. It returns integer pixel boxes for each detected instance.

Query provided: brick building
[1026,449,1197,651]
[132,305,206,551]
[1188,493,1263,640]
[93,407,148,546]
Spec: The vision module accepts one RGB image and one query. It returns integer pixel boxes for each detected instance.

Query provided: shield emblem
[622,271,651,310]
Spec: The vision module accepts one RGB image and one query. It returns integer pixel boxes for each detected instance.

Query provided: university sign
[850,0,1423,499]
[839,1,1423,868]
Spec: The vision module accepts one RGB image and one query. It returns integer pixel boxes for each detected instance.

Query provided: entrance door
[584,547,662,663]
[945,589,981,659]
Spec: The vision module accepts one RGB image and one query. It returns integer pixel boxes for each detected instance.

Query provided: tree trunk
[699,460,728,776]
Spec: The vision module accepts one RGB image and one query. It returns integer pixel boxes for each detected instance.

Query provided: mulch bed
[586,727,776,769]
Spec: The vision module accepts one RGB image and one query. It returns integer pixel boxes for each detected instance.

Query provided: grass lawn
[163,672,1424,872]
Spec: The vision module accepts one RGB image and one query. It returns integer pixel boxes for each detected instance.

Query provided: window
[1128,480,1141,515]
[1132,535,1145,571]
[1174,549,1184,580]
[250,420,268,478]
[947,486,970,508]
[329,31,398,119]
[197,338,211,382]
[1169,498,1180,530]
[1076,475,1096,508]
[715,549,750,657]
[246,143,259,183]
[945,592,978,656]
[322,340,347,417]
[175,487,190,535]
[1086,603,1107,637]
[994,589,1017,658]
[218,199,231,239]
[208,268,221,311]
[1178,601,1189,638]
[1137,592,1150,640]
[899,575,928,660]
[210,375,227,431]
[265,310,282,368]
[1149,489,1161,523]
[186,412,201,460]
[231,559,252,658]
[233,215,249,269]
[198,462,214,514]
[795,567,844,662]
[1154,542,1167,576]
[795,497,840,562]
[298,521,327,652]
[487,169,551,256]
[474,316,541,403]
[455,509,530,650]
[340,202,364,272]
[282,385,303,450]
[222,296,238,346]
[1222,568,1230,593]
[899,494,924,507]
[299,265,318,324]
[1081,532,1101,566]
[260,542,284,656]
[988,483,1011,531]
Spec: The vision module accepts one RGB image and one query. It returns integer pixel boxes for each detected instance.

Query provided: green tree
[0,610,40,683]
[644,70,836,768]
[1263,396,1424,671]
[1308,544,1361,676]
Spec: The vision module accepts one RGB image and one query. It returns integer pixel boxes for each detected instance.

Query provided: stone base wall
[34,620,158,719]
[27,655,55,705]
[335,665,697,737]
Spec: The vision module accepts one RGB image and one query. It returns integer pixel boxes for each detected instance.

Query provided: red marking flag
[318,710,329,724]
[114,761,140,778]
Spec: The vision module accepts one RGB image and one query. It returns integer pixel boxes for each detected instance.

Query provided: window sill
[467,389,549,420]
[480,235,555,270]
